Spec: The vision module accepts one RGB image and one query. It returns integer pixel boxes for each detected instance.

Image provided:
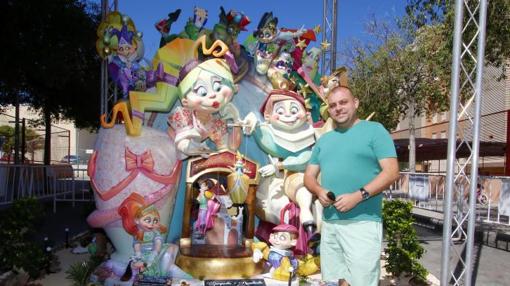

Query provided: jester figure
[106,22,146,99]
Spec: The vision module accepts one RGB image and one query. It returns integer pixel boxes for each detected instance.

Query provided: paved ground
[414,222,510,286]
[12,199,510,285]
[37,248,439,286]
[35,200,94,246]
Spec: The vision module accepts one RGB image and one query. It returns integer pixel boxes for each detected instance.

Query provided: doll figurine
[194,178,221,235]
[227,151,250,204]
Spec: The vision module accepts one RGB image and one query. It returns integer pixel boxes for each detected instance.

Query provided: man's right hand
[317,189,335,207]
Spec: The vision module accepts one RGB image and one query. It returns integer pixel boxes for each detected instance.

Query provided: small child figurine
[118,193,190,279]
[252,223,299,281]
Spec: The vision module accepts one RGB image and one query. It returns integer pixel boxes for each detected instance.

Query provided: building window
[441,112,447,121]
[432,132,437,139]
[432,113,438,123]
[441,131,446,139]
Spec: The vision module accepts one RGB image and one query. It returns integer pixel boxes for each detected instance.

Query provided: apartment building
[392,64,510,175]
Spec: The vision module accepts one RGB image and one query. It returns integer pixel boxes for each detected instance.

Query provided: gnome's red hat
[272,223,299,235]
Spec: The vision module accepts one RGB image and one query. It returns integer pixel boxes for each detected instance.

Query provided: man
[304,86,399,285]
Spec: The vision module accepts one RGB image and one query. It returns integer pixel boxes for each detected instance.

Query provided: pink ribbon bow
[125,148,154,172]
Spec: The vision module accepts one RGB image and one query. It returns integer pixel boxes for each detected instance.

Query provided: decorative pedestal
[176,242,263,279]
[175,150,261,279]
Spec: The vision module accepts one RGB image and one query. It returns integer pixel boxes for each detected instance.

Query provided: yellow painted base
[176,253,264,280]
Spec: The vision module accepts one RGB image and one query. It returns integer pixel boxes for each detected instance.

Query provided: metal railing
[54,164,93,205]
[0,164,93,212]
[387,172,510,226]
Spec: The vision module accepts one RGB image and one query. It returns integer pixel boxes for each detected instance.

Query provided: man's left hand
[333,191,363,212]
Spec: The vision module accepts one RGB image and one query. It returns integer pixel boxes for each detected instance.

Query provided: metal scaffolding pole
[321,0,338,76]
[100,0,119,121]
[464,1,487,285]
[441,0,488,285]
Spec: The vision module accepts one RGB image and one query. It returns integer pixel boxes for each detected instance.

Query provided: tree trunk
[408,99,416,172]
[14,95,20,164]
[43,107,51,165]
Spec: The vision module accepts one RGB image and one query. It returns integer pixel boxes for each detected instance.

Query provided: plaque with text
[204,279,266,286]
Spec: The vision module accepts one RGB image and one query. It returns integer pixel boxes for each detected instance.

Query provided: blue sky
[116,0,408,66]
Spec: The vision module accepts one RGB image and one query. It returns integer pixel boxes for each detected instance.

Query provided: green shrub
[0,198,52,278]
[383,200,428,284]
[66,255,103,286]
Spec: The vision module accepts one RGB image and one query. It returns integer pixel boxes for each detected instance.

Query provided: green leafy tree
[0,0,101,164]
[404,0,510,79]
[348,20,448,129]
[347,1,509,170]
[346,19,448,170]
[0,125,42,152]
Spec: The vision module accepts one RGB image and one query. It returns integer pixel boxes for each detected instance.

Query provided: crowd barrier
[387,172,510,226]
[0,164,93,212]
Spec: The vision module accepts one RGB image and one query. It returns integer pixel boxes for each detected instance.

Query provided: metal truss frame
[441,0,488,285]
[321,0,338,76]
[100,0,119,120]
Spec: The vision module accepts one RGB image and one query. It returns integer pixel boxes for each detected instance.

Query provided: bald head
[327,86,355,102]
[327,86,359,128]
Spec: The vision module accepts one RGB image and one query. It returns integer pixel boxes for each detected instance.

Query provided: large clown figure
[243,89,320,238]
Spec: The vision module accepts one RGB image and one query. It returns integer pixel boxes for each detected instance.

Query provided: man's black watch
[359,187,370,201]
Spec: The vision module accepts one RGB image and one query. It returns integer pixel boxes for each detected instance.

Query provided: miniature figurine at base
[252,223,299,281]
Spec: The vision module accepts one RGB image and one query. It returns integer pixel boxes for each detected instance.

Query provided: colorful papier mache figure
[155,7,209,47]
[290,46,325,124]
[118,193,190,279]
[155,9,182,47]
[251,12,305,75]
[211,7,250,59]
[101,35,241,143]
[191,177,244,245]
[96,13,150,100]
[166,37,241,158]
[108,23,144,99]
[252,223,299,281]
[319,66,348,120]
[267,51,295,90]
[243,89,320,240]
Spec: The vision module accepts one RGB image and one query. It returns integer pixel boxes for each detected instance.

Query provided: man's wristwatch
[359,187,370,201]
